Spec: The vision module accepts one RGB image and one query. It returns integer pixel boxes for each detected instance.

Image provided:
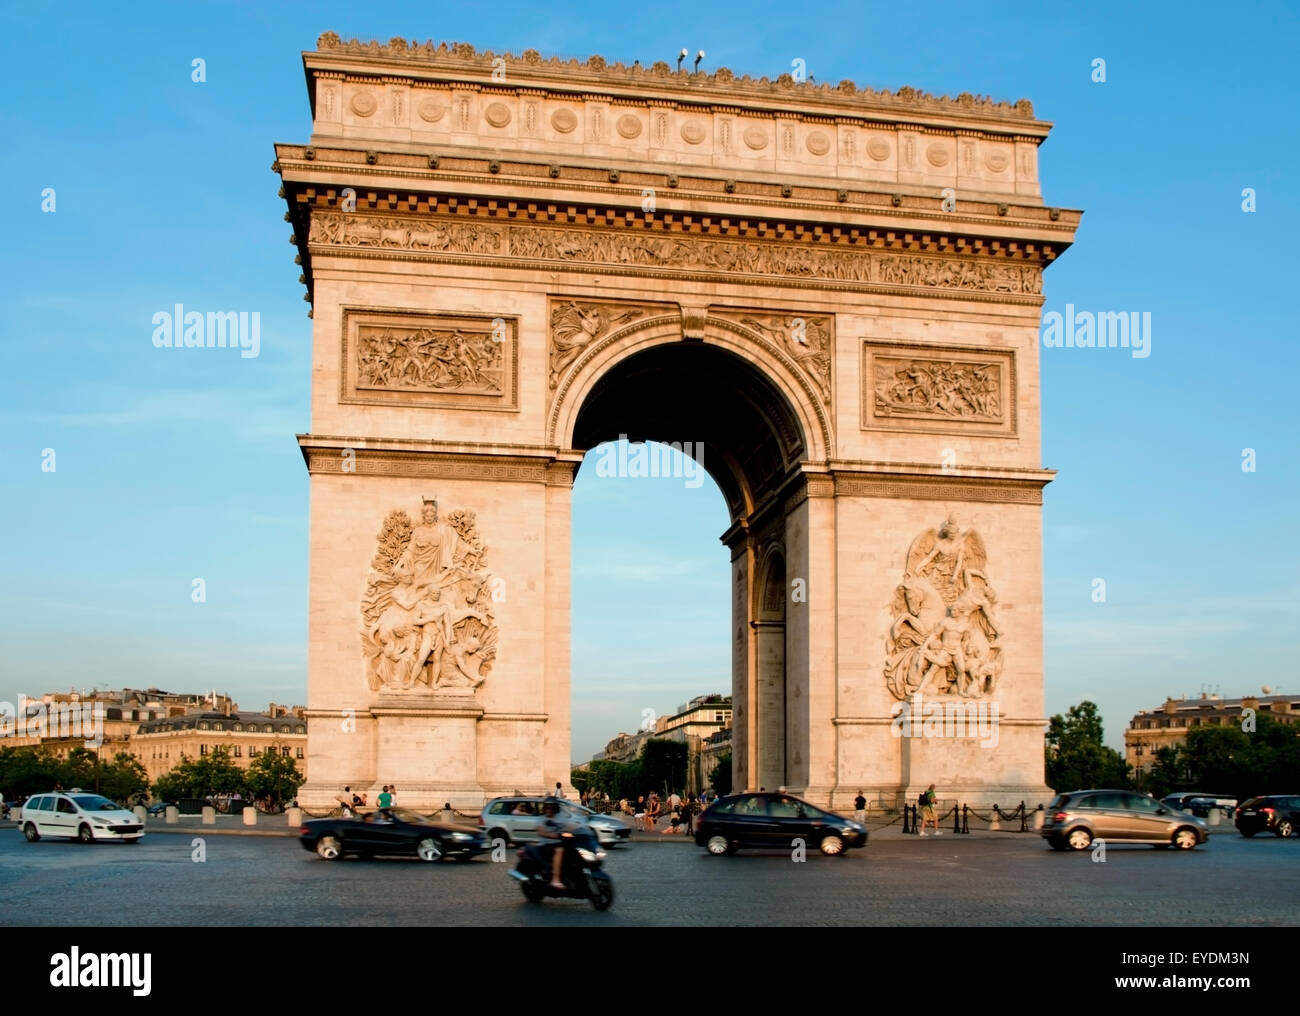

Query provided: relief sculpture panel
[862,340,1015,437]
[340,308,518,410]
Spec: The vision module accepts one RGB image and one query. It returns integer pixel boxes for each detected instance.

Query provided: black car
[694,792,868,856]
[1234,795,1300,838]
[300,807,490,861]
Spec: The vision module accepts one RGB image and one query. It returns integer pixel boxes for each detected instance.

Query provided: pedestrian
[684,794,696,835]
[388,785,397,805]
[647,792,661,830]
[854,790,866,824]
[634,795,646,829]
[554,781,566,799]
[667,789,682,812]
[919,783,940,836]
[377,785,393,809]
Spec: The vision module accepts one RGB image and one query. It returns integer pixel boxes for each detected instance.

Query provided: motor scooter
[508,824,614,910]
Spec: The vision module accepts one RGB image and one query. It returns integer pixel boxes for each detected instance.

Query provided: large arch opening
[568,341,811,797]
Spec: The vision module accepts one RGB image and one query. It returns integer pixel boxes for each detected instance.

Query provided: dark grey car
[1041,789,1208,850]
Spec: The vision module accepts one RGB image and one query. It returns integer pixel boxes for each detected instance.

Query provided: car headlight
[91,818,110,826]
[451,832,473,840]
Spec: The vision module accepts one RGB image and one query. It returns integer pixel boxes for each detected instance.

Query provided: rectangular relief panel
[861,339,1015,438]
[340,307,519,411]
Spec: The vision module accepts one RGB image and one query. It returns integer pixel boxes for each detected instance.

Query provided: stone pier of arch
[277,33,1079,812]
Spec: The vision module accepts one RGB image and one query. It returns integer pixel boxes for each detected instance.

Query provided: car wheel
[1066,827,1092,851]
[1275,818,1294,838]
[705,834,733,856]
[417,837,444,862]
[819,834,845,856]
[77,824,95,844]
[1172,827,1199,850]
[488,828,511,847]
[315,835,342,860]
[23,823,39,842]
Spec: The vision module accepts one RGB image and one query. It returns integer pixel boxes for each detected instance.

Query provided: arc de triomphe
[276,34,1077,810]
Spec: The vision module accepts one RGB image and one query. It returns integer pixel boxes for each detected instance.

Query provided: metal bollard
[961,804,970,834]
[902,804,912,834]
[1019,801,1028,833]
[952,804,961,834]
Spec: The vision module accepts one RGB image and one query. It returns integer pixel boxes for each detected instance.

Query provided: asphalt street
[2,822,1296,926]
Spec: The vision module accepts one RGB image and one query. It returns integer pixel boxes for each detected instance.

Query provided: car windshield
[386,808,431,824]
[70,795,120,812]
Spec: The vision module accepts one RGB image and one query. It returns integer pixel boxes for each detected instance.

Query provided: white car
[20,791,144,844]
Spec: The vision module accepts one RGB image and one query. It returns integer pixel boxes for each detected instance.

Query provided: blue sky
[2,1,1297,760]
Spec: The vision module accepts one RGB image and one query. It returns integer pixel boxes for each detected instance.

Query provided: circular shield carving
[681,120,707,145]
[551,108,578,134]
[350,91,377,117]
[806,131,831,156]
[867,136,891,161]
[485,102,512,128]
[984,150,1009,173]
[616,114,642,139]
[926,143,950,167]
[417,99,447,123]
[743,126,769,151]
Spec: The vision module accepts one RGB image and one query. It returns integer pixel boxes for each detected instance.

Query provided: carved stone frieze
[547,300,658,389]
[885,515,1003,700]
[713,309,833,405]
[862,340,1015,437]
[308,211,1045,300]
[360,498,499,695]
[340,308,518,411]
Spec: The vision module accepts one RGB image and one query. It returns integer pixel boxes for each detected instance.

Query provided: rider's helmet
[542,796,562,815]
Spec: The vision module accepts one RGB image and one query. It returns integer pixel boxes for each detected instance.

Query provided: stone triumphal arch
[277,34,1078,810]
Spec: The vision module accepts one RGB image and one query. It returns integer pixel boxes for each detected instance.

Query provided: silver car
[1042,789,1209,850]
[480,797,631,847]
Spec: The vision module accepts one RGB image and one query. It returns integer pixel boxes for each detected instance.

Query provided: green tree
[640,739,688,796]
[243,748,304,811]
[154,747,246,801]
[1045,701,1130,792]
[1146,745,1188,798]
[708,752,733,796]
[0,746,62,799]
[59,746,100,791]
[99,752,150,805]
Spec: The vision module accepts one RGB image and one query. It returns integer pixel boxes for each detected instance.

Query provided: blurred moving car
[20,791,144,844]
[1234,795,1300,838]
[694,792,867,856]
[1042,790,1207,850]
[1161,792,1236,819]
[300,807,489,861]
[480,796,630,847]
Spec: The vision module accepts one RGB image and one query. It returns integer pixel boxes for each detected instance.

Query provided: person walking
[918,783,940,836]
[853,790,867,825]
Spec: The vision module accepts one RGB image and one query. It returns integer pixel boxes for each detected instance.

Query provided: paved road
[1,824,1296,926]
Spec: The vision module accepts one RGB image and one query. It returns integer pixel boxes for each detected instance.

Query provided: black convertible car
[300,808,490,862]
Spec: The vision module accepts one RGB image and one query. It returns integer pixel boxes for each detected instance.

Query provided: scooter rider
[537,796,570,890]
